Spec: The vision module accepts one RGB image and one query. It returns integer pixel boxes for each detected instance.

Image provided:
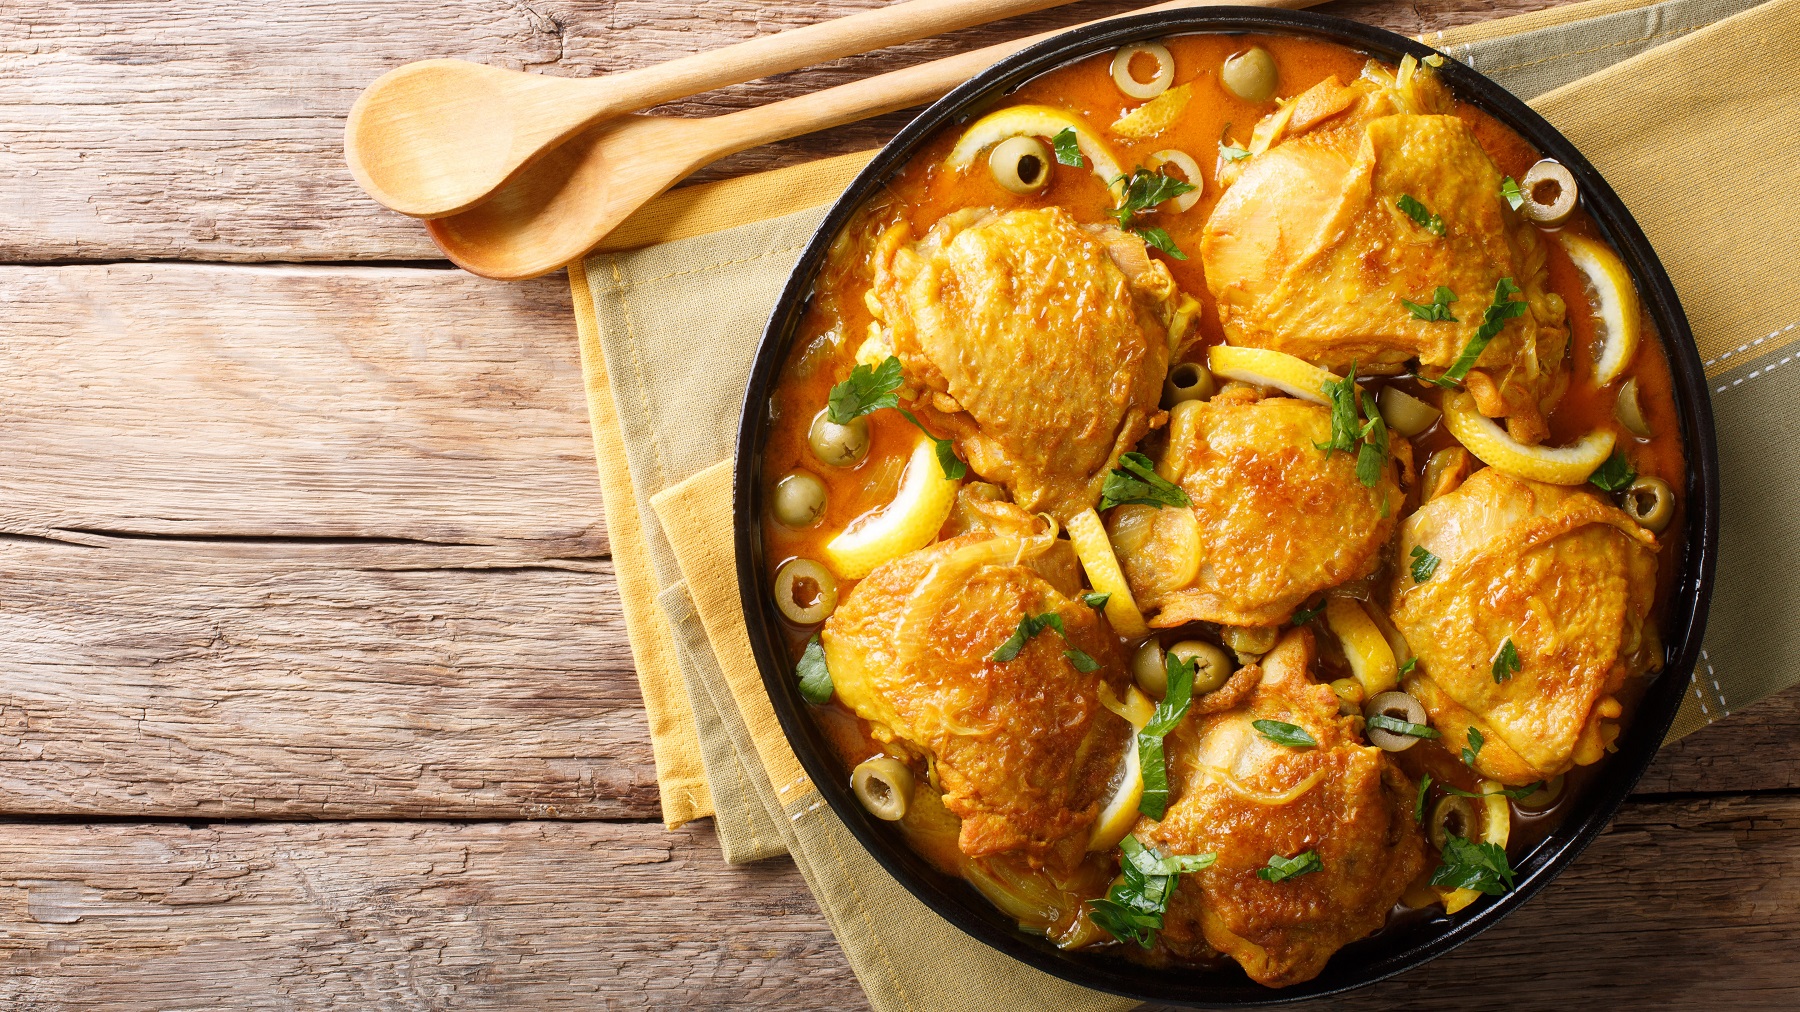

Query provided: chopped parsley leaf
[1051,127,1084,167]
[1087,836,1215,948]
[1492,638,1521,683]
[1430,277,1528,388]
[1257,850,1323,883]
[1397,194,1447,236]
[1315,366,1388,488]
[1441,781,1545,801]
[1108,168,1197,228]
[1100,452,1192,511]
[1410,545,1442,583]
[827,355,902,423]
[1133,225,1188,260]
[1252,719,1318,749]
[990,612,1066,663]
[1063,648,1100,673]
[1430,836,1517,895]
[896,407,967,480]
[1415,773,1433,823]
[1398,656,1419,677]
[1292,599,1326,626]
[1589,450,1636,493]
[1367,714,1441,739]
[1500,175,1526,210]
[1401,286,1460,322]
[1138,652,1197,820]
[1462,726,1485,766]
[1356,390,1390,488]
[1082,592,1112,610]
[796,635,833,705]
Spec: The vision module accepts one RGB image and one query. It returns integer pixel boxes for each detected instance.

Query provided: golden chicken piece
[1203,62,1569,444]
[871,206,1198,522]
[1391,467,1661,785]
[822,501,1133,869]
[1139,629,1427,988]
[1107,385,1400,629]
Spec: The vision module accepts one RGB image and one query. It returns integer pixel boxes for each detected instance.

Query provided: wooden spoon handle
[699,0,1323,158]
[596,0,1088,114]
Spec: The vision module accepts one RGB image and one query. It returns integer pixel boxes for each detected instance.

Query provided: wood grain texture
[0,263,599,552]
[0,795,1795,1010]
[0,0,1552,263]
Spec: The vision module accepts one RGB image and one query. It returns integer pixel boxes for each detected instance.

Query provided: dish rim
[732,7,1720,1004]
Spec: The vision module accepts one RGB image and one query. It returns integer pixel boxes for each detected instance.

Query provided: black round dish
[733,7,1719,1005]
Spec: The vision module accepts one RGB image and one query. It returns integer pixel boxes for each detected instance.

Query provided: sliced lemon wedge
[1560,232,1641,387]
[1326,597,1398,696]
[1067,508,1149,638]
[1442,391,1614,485]
[947,105,1124,198]
[824,435,959,580]
[1207,345,1349,405]
[1440,779,1513,915]
[1089,684,1155,851]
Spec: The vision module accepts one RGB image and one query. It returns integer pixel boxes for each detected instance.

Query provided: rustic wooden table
[2,0,1794,1007]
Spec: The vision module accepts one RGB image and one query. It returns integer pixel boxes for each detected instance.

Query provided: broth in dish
[758,33,1682,988]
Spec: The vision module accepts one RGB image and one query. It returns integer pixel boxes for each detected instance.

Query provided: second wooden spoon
[428,0,1321,280]
[346,0,1081,219]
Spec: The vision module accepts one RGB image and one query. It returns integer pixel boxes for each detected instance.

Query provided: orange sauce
[757,32,1688,940]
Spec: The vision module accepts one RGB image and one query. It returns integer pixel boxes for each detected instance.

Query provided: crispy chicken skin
[1202,66,1569,443]
[1107,385,1400,628]
[1392,467,1661,785]
[1140,629,1427,987]
[821,502,1133,868]
[871,206,1198,522]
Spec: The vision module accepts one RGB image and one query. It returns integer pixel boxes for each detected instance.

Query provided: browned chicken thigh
[1391,467,1661,785]
[822,501,1133,869]
[1202,63,1569,443]
[871,206,1198,521]
[1107,385,1400,629]
[1139,629,1427,987]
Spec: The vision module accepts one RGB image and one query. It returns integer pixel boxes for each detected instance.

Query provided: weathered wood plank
[0,535,658,818]
[0,263,601,554]
[0,0,1561,262]
[0,794,1794,1009]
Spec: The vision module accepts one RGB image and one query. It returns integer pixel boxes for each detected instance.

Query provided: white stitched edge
[776,774,808,796]
[1699,647,1728,714]
[1705,320,1800,368]
[789,799,825,822]
[1690,672,1712,718]
[1717,353,1793,393]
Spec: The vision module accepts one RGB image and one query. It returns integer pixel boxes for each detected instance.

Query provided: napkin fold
[572,0,1800,1005]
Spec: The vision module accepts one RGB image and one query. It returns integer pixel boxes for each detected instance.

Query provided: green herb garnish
[796,634,833,705]
[1086,836,1215,948]
[1051,127,1084,167]
[1430,836,1517,895]
[896,407,968,480]
[1355,390,1390,488]
[1252,719,1318,749]
[1589,450,1636,493]
[1367,714,1441,739]
[827,356,902,423]
[1083,592,1112,610]
[1218,122,1252,162]
[1100,451,1192,511]
[1492,638,1521,683]
[1064,648,1101,673]
[1133,225,1188,261]
[1410,545,1442,583]
[991,612,1066,663]
[1398,656,1418,677]
[1462,726,1485,766]
[1137,652,1197,820]
[1257,850,1323,883]
[1108,167,1198,228]
[1397,194,1447,236]
[1415,773,1433,823]
[1500,176,1526,210]
[1401,286,1460,322]
[1292,599,1326,626]
[1317,365,1362,455]
[1430,278,1528,388]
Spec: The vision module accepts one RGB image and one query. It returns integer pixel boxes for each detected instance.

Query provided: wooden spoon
[427,0,1320,281]
[346,0,1082,219]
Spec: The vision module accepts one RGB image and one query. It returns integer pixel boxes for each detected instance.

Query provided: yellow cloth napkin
[572,0,1800,1005]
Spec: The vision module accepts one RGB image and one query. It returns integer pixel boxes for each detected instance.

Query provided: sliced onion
[1146,149,1204,211]
[1111,43,1174,100]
